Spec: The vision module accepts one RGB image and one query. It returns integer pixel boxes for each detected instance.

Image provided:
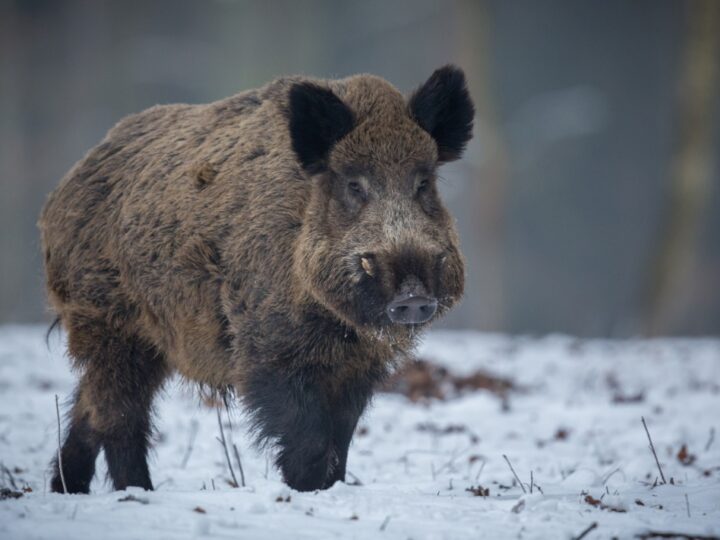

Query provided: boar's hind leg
[245,366,374,492]
[57,326,168,492]
[51,401,101,494]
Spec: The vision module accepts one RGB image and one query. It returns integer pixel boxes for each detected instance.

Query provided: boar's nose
[386,294,438,324]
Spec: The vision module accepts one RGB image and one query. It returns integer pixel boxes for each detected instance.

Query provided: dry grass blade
[573,522,598,540]
[216,407,238,487]
[642,417,667,484]
[232,443,246,487]
[502,454,527,494]
[180,419,199,469]
[55,395,67,494]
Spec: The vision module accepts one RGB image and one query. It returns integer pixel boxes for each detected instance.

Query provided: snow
[1,325,719,540]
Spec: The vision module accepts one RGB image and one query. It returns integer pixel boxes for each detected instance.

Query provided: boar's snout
[387,293,437,324]
[385,275,437,325]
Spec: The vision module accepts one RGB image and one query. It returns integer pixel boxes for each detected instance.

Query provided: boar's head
[290,65,474,339]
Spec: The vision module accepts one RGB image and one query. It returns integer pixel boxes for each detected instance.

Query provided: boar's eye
[347,180,367,200]
[416,178,430,195]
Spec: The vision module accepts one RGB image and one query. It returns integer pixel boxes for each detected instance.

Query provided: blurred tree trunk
[454,0,509,331]
[643,0,719,335]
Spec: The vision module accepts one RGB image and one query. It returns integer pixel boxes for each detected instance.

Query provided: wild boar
[40,65,474,493]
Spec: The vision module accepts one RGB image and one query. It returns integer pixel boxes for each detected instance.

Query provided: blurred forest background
[1,0,718,336]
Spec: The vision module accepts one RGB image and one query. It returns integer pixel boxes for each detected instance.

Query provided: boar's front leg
[244,364,374,492]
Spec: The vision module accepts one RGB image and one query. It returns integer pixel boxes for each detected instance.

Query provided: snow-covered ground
[1,325,719,540]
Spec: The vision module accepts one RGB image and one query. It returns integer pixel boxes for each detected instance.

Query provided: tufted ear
[408,65,475,163]
[289,83,355,174]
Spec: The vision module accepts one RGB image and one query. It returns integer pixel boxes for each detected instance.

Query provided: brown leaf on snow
[466,485,490,497]
[379,359,516,402]
[583,494,626,513]
[677,444,696,466]
[193,506,206,514]
[452,371,514,397]
[511,499,525,513]
[379,360,448,401]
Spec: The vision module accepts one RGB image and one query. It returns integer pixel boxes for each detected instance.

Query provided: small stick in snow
[573,522,598,540]
[346,470,363,486]
[232,443,246,487]
[502,454,527,494]
[180,419,199,469]
[54,395,68,494]
[636,532,719,540]
[216,407,239,487]
[530,470,534,494]
[379,515,391,531]
[641,417,667,484]
[684,493,691,518]
[705,427,715,452]
[602,467,621,486]
[474,459,487,484]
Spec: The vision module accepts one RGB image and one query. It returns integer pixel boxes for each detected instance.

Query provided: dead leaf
[466,485,490,497]
[677,444,696,466]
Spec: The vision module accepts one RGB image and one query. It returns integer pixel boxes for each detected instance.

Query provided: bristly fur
[39,66,474,493]
[408,65,475,163]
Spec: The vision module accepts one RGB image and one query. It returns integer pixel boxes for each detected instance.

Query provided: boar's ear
[289,82,355,174]
[408,65,475,163]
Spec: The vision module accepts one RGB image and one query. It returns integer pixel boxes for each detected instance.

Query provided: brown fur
[40,66,473,492]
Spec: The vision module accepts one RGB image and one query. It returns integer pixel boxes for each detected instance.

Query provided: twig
[55,395,68,494]
[502,454,527,494]
[474,459,487,484]
[180,419,199,469]
[346,470,363,486]
[232,443,246,487]
[705,427,715,452]
[216,408,238,487]
[530,470,534,494]
[642,417,667,484]
[636,532,719,539]
[684,493,690,518]
[0,463,18,490]
[379,515,391,531]
[574,522,598,540]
